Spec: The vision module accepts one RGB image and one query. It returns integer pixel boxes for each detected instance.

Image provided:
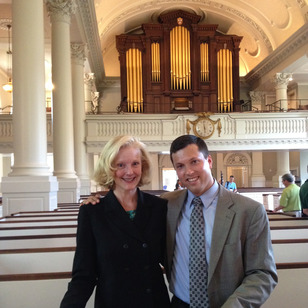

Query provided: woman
[60,136,170,308]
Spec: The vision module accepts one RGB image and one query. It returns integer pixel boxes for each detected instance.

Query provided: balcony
[1,111,306,154]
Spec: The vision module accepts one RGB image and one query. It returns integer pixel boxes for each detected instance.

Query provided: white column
[71,43,91,195]
[272,151,290,188]
[46,0,79,202]
[250,152,266,187]
[274,73,292,111]
[1,0,58,216]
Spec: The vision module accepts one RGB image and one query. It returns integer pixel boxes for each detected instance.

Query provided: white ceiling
[0,0,308,92]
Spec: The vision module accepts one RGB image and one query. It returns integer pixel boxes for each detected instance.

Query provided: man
[162,135,277,307]
[85,135,277,307]
[274,173,301,217]
[224,175,237,192]
[300,179,308,217]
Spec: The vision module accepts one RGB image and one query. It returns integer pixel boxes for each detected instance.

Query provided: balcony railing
[0,105,13,114]
[0,111,307,154]
[266,99,308,112]
[240,99,308,112]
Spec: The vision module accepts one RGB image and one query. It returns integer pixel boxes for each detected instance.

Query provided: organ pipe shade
[151,42,161,82]
[200,43,209,82]
[126,48,143,112]
[170,26,191,90]
[217,48,233,112]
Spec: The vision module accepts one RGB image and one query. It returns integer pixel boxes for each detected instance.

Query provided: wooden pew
[0,204,92,308]
[0,277,95,308]
[1,202,307,308]
[267,212,298,219]
[0,219,78,228]
[269,219,308,227]
[270,227,308,240]
[0,235,76,250]
[271,240,308,263]
[11,211,79,216]
[0,249,75,275]
[262,267,308,308]
[2,215,78,222]
[0,226,77,237]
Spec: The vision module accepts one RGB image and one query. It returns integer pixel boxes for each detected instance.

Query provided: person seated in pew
[274,173,302,217]
[60,135,170,308]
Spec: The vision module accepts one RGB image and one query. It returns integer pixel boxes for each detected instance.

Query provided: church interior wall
[290,151,301,182]
[296,83,308,99]
[239,84,251,102]
[263,152,277,187]
[99,87,121,113]
[0,74,11,108]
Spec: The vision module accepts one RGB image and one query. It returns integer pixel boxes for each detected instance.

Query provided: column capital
[71,43,86,66]
[45,0,76,23]
[274,73,292,88]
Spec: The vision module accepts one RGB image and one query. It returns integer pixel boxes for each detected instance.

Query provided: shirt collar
[187,179,219,209]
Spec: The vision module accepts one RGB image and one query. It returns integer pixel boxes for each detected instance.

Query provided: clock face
[194,118,215,139]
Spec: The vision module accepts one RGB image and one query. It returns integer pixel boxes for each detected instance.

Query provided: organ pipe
[200,43,209,82]
[217,48,233,112]
[170,26,191,90]
[126,48,143,113]
[151,42,161,82]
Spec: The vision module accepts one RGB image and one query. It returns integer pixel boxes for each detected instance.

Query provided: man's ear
[207,154,213,168]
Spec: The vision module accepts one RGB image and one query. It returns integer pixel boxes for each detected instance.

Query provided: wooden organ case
[116,10,242,113]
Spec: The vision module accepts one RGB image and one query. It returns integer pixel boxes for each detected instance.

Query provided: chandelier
[2,24,12,93]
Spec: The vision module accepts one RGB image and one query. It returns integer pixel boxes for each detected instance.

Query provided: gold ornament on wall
[186,112,222,139]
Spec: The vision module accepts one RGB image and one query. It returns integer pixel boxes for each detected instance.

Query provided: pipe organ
[116,10,242,113]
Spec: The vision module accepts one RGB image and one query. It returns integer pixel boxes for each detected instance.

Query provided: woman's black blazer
[60,189,170,308]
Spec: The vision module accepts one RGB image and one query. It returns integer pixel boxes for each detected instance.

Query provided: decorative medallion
[177,17,183,25]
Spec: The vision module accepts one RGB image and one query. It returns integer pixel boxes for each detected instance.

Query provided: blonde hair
[93,135,152,189]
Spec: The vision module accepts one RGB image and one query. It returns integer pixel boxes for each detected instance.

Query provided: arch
[223,152,251,188]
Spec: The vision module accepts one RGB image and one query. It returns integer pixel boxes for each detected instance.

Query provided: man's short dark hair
[170,135,209,164]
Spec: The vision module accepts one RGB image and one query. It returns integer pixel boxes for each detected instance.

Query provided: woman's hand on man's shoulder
[80,194,101,206]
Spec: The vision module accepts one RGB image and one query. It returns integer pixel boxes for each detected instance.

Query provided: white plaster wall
[99,87,121,113]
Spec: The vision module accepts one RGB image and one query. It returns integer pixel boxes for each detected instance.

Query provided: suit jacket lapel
[208,187,235,284]
[103,190,149,242]
[133,189,152,234]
